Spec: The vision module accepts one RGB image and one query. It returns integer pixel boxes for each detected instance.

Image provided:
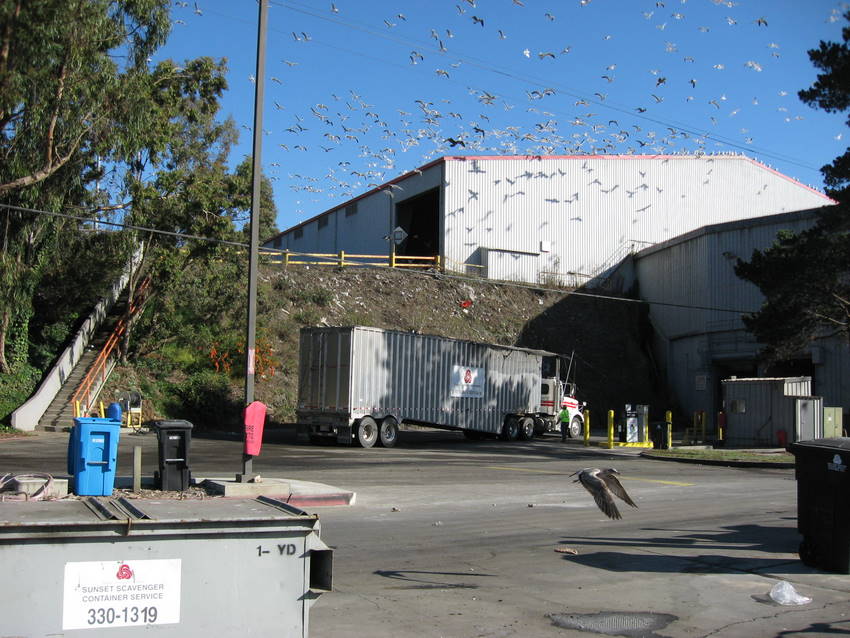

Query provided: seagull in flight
[572,468,637,520]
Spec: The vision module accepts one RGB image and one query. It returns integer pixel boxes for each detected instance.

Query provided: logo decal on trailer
[451,365,484,398]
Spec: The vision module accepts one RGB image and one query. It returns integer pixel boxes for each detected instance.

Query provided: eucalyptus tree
[0,0,171,374]
[0,0,269,374]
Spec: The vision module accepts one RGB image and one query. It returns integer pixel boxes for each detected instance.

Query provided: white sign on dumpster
[63,558,181,629]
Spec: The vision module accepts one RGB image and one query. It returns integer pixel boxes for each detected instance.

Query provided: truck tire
[517,417,534,440]
[356,416,378,448]
[532,417,547,437]
[500,416,519,441]
[568,416,582,439]
[378,416,399,448]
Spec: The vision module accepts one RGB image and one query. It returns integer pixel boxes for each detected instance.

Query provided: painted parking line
[485,466,695,486]
[619,476,695,487]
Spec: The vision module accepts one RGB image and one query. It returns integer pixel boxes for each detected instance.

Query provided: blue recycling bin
[68,417,121,496]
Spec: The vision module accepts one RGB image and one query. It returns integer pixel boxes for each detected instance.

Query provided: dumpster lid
[0,496,318,539]
[150,419,194,431]
[788,437,850,454]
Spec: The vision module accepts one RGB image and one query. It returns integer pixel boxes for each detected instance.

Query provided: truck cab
[537,356,585,438]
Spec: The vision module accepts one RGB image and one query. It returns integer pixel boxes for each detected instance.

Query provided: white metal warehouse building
[264,153,833,285]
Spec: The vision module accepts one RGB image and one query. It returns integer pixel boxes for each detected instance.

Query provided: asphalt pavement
[2,428,848,638]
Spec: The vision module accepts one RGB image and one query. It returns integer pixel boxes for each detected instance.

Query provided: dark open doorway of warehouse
[395,188,439,258]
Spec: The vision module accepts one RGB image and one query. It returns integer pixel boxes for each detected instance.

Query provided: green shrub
[165,370,241,430]
[0,365,42,426]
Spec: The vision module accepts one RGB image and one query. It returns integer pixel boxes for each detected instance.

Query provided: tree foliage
[799,10,850,203]
[736,12,850,360]
[0,0,279,379]
[0,0,171,374]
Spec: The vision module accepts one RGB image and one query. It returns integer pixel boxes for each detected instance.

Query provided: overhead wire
[1,201,761,316]
[263,0,822,172]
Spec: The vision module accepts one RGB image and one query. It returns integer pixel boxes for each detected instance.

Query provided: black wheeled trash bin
[788,437,850,573]
[151,419,194,491]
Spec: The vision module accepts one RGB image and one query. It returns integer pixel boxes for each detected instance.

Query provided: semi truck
[296,326,586,447]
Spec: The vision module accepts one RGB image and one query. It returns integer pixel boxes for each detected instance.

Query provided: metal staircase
[36,308,124,431]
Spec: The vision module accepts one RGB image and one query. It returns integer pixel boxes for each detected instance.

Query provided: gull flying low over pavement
[572,468,638,520]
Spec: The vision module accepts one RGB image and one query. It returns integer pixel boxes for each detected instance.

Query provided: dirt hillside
[250,265,672,430]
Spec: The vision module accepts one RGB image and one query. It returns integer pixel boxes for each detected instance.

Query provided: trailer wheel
[568,416,582,439]
[517,417,535,440]
[378,417,399,448]
[356,416,379,448]
[500,416,519,441]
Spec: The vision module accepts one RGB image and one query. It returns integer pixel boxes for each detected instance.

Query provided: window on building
[273,237,282,248]
[293,227,303,240]
[345,202,358,217]
[730,399,746,414]
[318,215,329,229]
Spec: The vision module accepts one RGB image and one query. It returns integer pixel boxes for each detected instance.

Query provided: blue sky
[157,0,849,233]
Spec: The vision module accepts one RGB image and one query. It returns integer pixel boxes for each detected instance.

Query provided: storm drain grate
[548,611,677,638]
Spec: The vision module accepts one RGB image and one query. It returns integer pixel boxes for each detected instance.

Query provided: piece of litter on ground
[554,546,578,555]
[769,581,812,606]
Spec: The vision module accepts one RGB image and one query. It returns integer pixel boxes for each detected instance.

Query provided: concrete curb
[639,451,795,469]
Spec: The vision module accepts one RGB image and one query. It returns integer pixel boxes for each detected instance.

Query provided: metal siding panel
[275,156,831,283]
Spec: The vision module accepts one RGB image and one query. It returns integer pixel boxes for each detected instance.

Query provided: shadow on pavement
[558,521,806,574]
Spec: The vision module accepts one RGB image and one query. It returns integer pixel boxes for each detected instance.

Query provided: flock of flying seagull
[170,1,842,218]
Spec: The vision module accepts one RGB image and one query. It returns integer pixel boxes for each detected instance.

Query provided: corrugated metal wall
[441,155,832,284]
[267,154,832,284]
[298,326,545,434]
[630,210,849,434]
[268,164,444,256]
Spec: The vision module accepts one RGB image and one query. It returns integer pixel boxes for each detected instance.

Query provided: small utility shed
[721,377,823,447]
[264,154,832,286]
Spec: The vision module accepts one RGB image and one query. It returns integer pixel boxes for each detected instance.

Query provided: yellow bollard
[665,410,673,449]
[584,410,591,446]
[98,402,105,418]
[607,410,615,448]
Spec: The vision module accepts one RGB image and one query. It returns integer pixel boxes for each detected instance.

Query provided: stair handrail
[71,275,152,417]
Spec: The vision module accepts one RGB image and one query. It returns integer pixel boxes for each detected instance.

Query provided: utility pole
[238,0,269,482]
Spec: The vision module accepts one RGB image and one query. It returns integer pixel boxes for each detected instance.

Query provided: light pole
[238,0,269,482]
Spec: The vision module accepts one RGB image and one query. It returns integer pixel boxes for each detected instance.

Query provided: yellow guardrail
[262,249,441,270]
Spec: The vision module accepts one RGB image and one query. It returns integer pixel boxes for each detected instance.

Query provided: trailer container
[296,326,584,447]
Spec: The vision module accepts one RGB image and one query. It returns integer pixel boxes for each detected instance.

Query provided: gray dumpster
[0,496,332,637]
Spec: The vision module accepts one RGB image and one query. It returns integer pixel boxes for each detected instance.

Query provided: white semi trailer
[296,326,586,447]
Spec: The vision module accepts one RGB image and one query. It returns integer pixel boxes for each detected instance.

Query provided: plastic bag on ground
[769,580,812,606]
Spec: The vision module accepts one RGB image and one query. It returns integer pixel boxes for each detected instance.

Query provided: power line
[1,202,759,316]
[266,0,822,173]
